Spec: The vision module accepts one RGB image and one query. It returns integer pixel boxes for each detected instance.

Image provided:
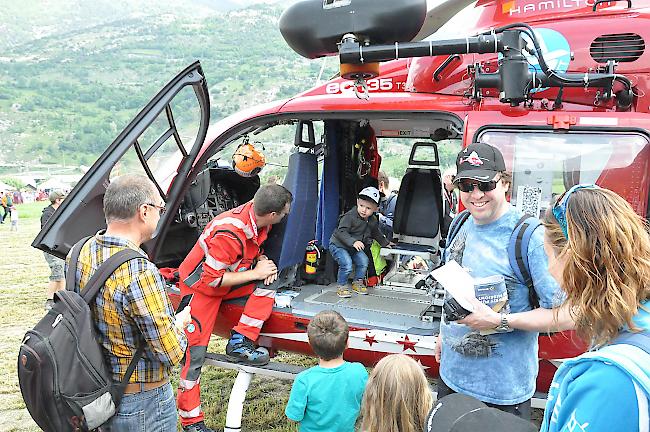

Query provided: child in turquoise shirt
[285,310,368,432]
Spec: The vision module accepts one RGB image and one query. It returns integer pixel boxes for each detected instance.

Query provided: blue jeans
[329,243,368,285]
[105,382,177,431]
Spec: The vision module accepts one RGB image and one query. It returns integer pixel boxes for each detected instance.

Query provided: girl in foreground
[360,354,433,432]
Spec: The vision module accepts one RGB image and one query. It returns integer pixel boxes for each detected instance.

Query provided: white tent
[38,177,71,192]
[0,180,16,191]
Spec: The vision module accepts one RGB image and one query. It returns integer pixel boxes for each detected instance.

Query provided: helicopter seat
[264,151,319,274]
[380,143,443,288]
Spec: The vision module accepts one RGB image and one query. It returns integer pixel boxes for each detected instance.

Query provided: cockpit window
[478,130,650,217]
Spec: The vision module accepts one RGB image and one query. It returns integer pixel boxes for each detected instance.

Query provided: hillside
[0,1,334,167]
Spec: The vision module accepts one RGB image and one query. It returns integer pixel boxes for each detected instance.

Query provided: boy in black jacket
[329,187,390,298]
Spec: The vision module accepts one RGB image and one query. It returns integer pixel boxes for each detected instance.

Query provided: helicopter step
[202,352,548,432]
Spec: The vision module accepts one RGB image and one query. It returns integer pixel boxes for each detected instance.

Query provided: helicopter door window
[323,0,351,9]
[108,86,203,194]
[477,130,649,218]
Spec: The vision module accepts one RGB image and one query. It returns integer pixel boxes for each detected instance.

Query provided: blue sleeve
[285,374,308,422]
[527,228,563,309]
[553,363,640,432]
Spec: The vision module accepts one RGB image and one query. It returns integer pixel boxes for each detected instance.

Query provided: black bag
[18,238,145,431]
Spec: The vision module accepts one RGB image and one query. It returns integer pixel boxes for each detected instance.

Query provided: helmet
[232,143,265,177]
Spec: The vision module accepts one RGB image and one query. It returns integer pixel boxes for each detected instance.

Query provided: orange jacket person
[177,184,292,432]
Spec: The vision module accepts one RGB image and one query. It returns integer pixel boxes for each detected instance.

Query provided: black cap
[424,394,537,432]
[455,143,506,182]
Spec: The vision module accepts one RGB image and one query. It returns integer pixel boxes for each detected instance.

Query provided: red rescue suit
[176,201,274,425]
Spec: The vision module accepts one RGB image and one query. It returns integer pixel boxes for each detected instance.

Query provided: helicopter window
[109,146,149,179]
[377,137,461,182]
[478,130,650,218]
[109,86,203,195]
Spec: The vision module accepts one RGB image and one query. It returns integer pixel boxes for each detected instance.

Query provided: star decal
[397,335,417,352]
[364,334,377,347]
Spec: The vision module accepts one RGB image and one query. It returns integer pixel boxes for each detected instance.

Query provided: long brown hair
[543,187,650,347]
[360,354,433,432]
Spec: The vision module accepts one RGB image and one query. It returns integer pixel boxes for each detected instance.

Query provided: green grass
[0,218,308,431]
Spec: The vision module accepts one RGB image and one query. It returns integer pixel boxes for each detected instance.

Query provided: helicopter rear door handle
[592,0,631,11]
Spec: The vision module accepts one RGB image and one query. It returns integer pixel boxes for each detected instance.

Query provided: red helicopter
[34,0,650,397]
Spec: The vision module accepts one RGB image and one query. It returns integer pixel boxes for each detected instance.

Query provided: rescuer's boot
[183,421,216,432]
[226,331,270,366]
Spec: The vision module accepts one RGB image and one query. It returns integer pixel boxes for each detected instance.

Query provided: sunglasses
[552,184,600,238]
[456,178,500,193]
[145,203,166,216]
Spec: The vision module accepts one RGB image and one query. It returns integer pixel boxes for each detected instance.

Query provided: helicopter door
[32,61,210,259]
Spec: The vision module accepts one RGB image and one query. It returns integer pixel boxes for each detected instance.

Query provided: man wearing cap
[435,143,568,419]
[40,190,66,310]
[329,187,390,298]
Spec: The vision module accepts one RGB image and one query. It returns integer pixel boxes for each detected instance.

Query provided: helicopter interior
[157,114,463,333]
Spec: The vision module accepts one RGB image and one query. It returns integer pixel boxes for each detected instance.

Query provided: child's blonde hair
[360,354,433,432]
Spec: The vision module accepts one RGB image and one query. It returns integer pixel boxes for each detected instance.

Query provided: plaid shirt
[68,231,187,383]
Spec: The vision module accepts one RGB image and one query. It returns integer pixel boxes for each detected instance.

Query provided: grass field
[0,204,312,432]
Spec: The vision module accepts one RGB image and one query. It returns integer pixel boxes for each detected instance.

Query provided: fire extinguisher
[304,240,321,276]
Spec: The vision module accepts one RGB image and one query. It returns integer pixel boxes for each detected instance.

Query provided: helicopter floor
[288,283,439,335]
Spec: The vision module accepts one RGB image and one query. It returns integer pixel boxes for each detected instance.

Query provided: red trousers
[176,284,275,426]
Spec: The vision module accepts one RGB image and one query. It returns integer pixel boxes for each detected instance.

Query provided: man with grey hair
[68,174,190,431]
[41,190,67,310]
[177,184,292,432]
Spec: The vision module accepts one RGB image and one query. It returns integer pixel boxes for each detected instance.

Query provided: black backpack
[18,238,145,431]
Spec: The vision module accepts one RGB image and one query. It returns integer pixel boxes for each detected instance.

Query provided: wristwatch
[495,313,511,333]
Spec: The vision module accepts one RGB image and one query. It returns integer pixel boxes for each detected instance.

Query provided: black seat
[392,143,443,247]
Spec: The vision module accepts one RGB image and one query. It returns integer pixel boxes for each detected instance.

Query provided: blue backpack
[446,209,542,308]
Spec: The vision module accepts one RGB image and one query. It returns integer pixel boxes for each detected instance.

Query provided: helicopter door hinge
[547,114,577,130]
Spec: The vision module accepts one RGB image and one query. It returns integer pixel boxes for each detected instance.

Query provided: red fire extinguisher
[304,241,321,276]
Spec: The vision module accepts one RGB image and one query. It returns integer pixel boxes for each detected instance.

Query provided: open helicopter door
[32,61,210,260]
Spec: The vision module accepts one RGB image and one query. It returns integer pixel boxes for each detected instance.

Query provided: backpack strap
[65,236,93,292]
[612,330,650,355]
[508,215,542,309]
[444,209,471,249]
[81,248,145,304]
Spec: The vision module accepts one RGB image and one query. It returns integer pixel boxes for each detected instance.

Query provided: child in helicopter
[329,187,390,298]
[285,310,368,432]
[360,354,434,432]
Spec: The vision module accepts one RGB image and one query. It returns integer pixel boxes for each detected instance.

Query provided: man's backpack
[446,210,542,308]
[18,238,145,431]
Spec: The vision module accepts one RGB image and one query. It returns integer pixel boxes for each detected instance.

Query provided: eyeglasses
[456,178,500,193]
[145,203,166,215]
[552,184,600,239]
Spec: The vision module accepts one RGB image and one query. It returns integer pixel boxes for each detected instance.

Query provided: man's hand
[457,298,501,331]
[254,259,277,281]
[353,241,365,251]
[263,272,279,286]
[175,306,192,332]
[434,333,442,363]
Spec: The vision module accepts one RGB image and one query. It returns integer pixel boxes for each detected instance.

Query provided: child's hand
[353,241,365,251]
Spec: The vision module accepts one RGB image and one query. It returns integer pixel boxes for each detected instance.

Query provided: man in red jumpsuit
[177,184,293,432]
